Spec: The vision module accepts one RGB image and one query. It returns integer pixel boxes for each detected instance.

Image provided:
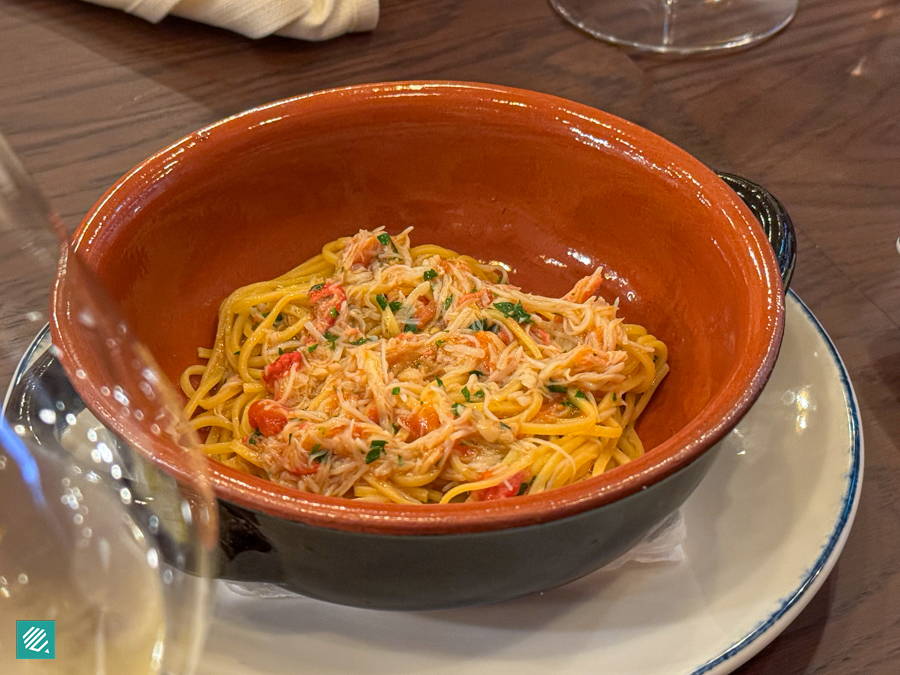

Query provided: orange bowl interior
[52,82,784,534]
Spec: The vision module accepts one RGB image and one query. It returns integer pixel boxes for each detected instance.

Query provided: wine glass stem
[663,0,676,47]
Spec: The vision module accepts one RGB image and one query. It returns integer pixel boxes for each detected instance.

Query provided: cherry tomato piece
[248,399,290,436]
[475,470,529,501]
[262,351,303,388]
[475,470,528,501]
[402,404,440,440]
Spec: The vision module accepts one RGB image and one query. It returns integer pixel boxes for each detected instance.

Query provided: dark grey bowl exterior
[217,446,719,610]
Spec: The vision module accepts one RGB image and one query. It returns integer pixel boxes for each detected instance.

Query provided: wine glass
[549,0,798,54]
[0,135,218,673]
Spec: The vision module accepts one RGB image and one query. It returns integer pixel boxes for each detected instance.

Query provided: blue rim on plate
[695,290,862,675]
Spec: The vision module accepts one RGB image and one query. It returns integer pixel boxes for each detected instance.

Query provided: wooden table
[1,1,898,672]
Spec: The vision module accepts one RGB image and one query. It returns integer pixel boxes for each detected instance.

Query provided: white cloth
[85,0,379,40]
[598,510,687,571]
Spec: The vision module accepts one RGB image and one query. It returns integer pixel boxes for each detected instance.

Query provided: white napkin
[85,0,379,40]
[598,509,687,571]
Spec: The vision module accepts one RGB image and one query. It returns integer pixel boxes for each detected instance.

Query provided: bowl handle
[717,172,796,290]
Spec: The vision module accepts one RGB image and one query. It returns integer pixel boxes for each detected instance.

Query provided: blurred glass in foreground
[0,135,218,673]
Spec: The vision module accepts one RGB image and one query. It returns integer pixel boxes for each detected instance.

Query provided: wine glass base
[549,0,798,55]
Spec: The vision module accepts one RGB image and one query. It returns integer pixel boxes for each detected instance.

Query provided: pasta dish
[180,228,668,504]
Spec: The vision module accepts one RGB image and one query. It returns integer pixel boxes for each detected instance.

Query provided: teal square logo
[16,621,55,659]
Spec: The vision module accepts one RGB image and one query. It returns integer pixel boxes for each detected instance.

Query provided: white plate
[198,291,862,675]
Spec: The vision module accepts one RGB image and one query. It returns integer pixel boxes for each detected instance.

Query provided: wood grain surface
[1,0,899,672]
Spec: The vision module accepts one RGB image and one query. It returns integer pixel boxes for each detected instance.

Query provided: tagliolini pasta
[180,228,668,504]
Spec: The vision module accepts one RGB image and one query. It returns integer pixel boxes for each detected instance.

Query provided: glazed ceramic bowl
[51,82,787,610]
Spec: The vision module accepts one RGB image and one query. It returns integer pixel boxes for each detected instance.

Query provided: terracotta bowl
[51,81,785,610]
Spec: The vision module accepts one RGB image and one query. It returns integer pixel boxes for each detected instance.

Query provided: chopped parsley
[423,269,438,281]
[278,347,284,356]
[444,295,454,310]
[392,423,400,434]
[499,422,511,430]
[310,444,329,463]
[376,294,388,310]
[493,301,532,324]
[233,350,241,356]
[350,337,374,346]
[474,389,485,399]
[329,306,339,318]
[435,376,444,388]
[248,437,256,445]
[402,323,420,334]
[468,318,500,333]
[392,386,400,395]
[469,370,484,378]
[435,339,445,347]
[323,331,338,348]
[365,439,387,464]
[574,390,587,400]
[376,232,398,252]
[452,403,463,418]
[310,283,324,293]
[461,386,471,402]
[389,300,403,312]
[547,383,568,393]
[612,392,617,401]
[516,482,529,496]
[308,344,318,353]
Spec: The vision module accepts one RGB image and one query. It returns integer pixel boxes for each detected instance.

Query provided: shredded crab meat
[182,227,669,504]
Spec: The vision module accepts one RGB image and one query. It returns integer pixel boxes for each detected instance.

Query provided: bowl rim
[50,80,785,535]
